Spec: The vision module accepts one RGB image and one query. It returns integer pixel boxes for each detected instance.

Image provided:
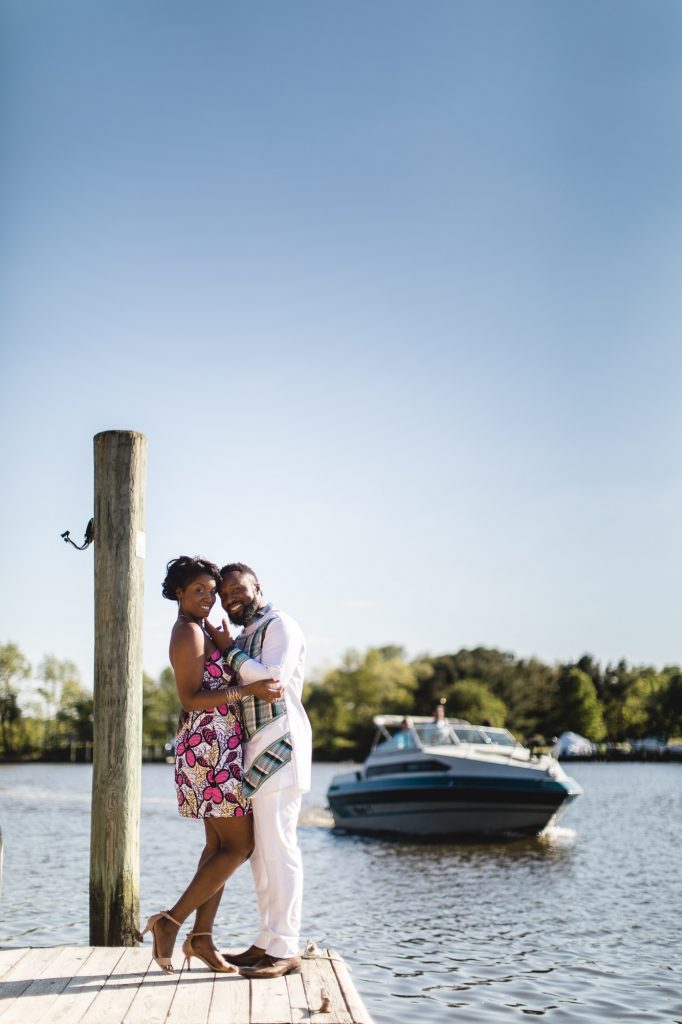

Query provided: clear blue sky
[2,0,680,692]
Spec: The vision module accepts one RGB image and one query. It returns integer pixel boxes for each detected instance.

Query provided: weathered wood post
[90,430,147,945]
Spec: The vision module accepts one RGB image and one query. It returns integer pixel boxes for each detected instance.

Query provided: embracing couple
[139,555,312,979]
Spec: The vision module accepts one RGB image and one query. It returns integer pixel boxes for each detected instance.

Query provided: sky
[1,0,681,696]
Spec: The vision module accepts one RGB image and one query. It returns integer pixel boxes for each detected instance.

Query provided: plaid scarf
[241,733,293,798]
[222,606,287,740]
[222,604,292,794]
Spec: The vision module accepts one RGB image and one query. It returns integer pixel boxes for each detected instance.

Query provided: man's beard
[226,597,261,628]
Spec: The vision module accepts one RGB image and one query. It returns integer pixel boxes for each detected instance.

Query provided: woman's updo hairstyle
[162,556,222,601]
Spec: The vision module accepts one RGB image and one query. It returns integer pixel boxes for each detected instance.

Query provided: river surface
[0,761,680,1023]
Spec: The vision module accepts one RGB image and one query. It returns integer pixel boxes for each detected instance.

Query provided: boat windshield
[413,722,459,746]
[373,720,459,751]
[449,726,521,748]
[480,727,519,747]
[371,718,525,753]
[450,726,490,744]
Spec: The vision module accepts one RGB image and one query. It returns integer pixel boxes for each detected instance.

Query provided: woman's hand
[204,617,234,654]
[251,679,285,703]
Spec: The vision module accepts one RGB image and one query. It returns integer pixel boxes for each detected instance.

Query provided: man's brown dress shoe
[220,944,266,967]
[239,954,302,979]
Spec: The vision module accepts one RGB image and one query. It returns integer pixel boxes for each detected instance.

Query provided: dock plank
[304,954,352,1024]
[79,947,150,1024]
[0,946,372,1024]
[250,975,292,1024]
[285,971,311,1023]
[320,955,353,1024]
[329,952,372,1024]
[37,947,126,1024]
[0,950,30,980]
[0,945,92,1024]
[207,975,249,1024]
[0,946,67,1019]
[166,963,214,1024]
[122,952,180,1024]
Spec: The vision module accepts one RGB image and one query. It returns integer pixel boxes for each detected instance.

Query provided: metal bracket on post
[61,518,95,551]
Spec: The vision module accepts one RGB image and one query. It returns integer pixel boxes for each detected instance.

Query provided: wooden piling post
[90,430,147,945]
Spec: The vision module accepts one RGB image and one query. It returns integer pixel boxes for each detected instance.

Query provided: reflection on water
[1,761,681,1023]
[323,822,579,866]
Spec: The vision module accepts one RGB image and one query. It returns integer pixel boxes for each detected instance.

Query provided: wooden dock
[0,945,373,1024]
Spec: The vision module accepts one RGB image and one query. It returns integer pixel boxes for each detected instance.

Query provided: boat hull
[327,774,580,839]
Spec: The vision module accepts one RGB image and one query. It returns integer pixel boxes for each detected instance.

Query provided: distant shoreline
[1,751,681,766]
[557,751,682,763]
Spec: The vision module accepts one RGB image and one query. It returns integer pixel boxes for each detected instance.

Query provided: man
[205,562,311,979]
[424,702,451,744]
[393,717,417,750]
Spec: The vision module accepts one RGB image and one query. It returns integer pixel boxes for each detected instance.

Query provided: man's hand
[252,679,285,702]
[204,617,234,654]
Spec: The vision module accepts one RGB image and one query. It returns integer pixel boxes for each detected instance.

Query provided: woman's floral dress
[174,647,251,819]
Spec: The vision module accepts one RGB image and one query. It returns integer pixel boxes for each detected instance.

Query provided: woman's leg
[191,821,223,937]
[152,813,254,959]
[189,815,253,962]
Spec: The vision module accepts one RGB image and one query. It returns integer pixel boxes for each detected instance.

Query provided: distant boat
[552,731,596,759]
[326,715,582,840]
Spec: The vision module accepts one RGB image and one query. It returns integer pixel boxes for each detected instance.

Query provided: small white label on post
[136,532,146,559]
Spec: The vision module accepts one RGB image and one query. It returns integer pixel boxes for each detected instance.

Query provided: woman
[139,555,283,974]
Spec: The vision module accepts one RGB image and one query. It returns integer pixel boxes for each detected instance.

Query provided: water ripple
[0,762,681,1023]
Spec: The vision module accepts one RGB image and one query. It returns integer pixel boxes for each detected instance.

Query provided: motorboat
[326,715,582,839]
[552,731,596,759]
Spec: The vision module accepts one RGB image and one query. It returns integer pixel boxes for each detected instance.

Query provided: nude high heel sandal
[182,931,238,973]
[138,911,181,974]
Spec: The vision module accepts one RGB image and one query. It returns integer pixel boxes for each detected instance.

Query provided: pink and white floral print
[174,648,251,819]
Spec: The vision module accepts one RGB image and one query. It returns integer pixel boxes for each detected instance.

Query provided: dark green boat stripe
[328,785,570,813]
[328,774,571,794]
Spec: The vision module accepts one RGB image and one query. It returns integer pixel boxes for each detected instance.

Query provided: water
[0,761,680,1023]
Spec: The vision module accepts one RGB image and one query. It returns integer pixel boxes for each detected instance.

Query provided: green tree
[304,676,354,758]
[143,668,181,747]
[602,660,639,740]
[0,642,30,758]
[620,671,667,739]
[553,667,606,740]
[449,647,518,702]
[575,654,604,697]
[306,646,418,759]
[36,656,81,749]
[56,677,94,744]
[444,678,508,726]
[413,647,518,712]
[413,648,556,739]
[505,658,558,739]
[655,671,682,738]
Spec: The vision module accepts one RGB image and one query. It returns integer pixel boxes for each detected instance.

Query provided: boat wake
[299,805,335,829]
[538,824,577,847]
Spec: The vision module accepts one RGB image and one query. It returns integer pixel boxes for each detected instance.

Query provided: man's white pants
[250,786,303,959]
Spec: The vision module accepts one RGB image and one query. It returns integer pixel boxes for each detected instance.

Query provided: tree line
[0,641,178,761]
[304,645,682,759]
[1,640,680,762]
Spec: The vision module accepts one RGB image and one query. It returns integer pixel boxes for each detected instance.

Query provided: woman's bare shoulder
[170,618,205,654]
